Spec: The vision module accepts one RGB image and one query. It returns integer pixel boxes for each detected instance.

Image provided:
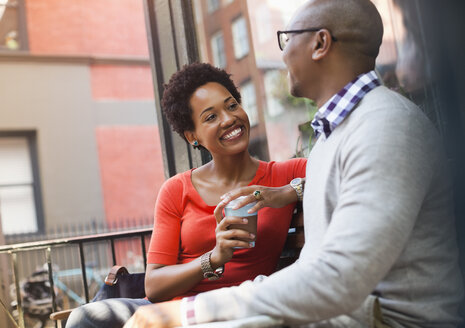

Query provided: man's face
[282,10,314,98]
[282,3,316,99]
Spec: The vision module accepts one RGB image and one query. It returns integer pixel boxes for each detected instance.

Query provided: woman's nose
[220,111,235,128]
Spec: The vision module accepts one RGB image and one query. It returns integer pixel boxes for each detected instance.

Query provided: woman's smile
[220,126,245,142]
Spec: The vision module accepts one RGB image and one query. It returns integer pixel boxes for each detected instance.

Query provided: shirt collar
[311,70,381,139]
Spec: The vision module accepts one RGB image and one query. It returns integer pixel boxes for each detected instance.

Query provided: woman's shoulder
[156,170,195,213]
[161,170,192,193]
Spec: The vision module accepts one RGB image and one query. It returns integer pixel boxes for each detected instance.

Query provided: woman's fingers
[216,185,271,220]
[223,185,298,211]
[217,226,255,242]
[247,200,266,214]
[213,216,255,257]
[220,185,277,209]
[216,215,247,230]
[216,236,254,249]
[214,200,226,224]
[220,186,255,203]
[211,216,255,266]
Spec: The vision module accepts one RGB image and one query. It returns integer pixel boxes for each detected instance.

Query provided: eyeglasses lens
[279,33,288,50]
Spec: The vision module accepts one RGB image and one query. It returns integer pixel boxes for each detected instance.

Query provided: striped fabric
[181,296,197,326]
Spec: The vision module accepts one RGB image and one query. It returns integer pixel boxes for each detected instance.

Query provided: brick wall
[96,126,165,224]
[25,0,149,56]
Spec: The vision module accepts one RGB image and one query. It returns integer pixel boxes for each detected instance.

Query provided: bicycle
[9,264,104,328]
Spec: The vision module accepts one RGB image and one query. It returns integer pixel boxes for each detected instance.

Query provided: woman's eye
[205,114,216,122]
[228,103,238,110]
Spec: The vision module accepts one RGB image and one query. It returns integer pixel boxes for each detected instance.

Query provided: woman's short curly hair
[161,62,241,142]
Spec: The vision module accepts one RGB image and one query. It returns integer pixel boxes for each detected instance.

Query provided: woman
[66,62,306,327]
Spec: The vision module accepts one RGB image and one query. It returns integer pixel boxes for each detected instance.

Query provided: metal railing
[0,228,152,328]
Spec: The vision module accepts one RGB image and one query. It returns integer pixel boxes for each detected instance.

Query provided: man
[125,0,463,327]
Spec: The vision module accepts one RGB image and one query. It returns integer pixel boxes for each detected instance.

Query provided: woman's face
[185,82,250,156]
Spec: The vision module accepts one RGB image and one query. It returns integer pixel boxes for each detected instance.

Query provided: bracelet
[200,251,224,281]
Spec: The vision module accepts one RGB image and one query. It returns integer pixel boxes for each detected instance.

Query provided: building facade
[0,0,165,238]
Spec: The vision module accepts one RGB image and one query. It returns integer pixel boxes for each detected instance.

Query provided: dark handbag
[92,265,146,301]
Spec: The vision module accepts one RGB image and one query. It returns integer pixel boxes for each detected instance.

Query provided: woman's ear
[184,131,197,145]
[312,29,333,60]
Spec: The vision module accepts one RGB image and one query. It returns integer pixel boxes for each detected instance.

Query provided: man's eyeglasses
[277,28,338,51]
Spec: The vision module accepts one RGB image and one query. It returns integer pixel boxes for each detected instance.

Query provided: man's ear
[184,131,196,145]
[311,29,333,60]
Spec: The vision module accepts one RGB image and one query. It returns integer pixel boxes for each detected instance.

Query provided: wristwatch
[290,178,304,201]
[200,251,224,280]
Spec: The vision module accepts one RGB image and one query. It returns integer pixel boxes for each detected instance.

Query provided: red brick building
[0,0,164,236]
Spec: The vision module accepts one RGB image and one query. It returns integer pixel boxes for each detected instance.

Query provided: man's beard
[290,81,303,98]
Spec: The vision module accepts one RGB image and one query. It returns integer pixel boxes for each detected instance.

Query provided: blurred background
[0,0,464,327]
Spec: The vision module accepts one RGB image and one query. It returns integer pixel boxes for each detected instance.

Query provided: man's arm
[193,106,441,325]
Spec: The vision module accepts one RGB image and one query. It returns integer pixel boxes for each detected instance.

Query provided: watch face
[291,178,302,186]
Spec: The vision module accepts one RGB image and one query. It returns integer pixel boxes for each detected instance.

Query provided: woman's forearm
[145,260,205,302]
[146,216,253,302]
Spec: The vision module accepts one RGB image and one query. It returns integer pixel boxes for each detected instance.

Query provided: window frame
[231,15,249,60]
[211,30,226,68]
[0,131,44,236]
[240,79,258,127]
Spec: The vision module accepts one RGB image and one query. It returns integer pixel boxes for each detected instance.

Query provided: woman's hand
[213,184,298,224]
[123,301,181,328]
[210,215,255,268]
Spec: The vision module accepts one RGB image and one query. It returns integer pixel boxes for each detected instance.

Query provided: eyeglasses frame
[277,28,338,51]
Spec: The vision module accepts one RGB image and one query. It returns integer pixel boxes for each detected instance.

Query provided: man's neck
[313,68,374,108]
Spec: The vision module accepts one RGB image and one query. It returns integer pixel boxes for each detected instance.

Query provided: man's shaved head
[299,0,383,59]
[282,0,384,102]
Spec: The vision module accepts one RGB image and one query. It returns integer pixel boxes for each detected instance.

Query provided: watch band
[200,251,224,280]
[290,178,304,201]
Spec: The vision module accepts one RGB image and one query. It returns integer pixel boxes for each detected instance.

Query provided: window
[240,81,258,127]
[232,16,249,59]
[211,31,226,68]
[207,0,220,13]
[264,70,285,117]
[0,133,42,235]
[0,0,22,50]
[256,5,272,44]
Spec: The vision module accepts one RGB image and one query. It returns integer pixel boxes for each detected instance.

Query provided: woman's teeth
[222,127,242,140]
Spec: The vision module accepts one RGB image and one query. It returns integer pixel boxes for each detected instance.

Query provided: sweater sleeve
[147,176,184,265]
[193,101,441,325]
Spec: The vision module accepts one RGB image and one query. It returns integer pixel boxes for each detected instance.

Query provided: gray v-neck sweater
[194,86,463,327]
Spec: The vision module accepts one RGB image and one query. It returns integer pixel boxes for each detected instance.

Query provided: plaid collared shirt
[311,70,381,139]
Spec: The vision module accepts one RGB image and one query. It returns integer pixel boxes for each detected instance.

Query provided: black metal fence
[0,218,153,328]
